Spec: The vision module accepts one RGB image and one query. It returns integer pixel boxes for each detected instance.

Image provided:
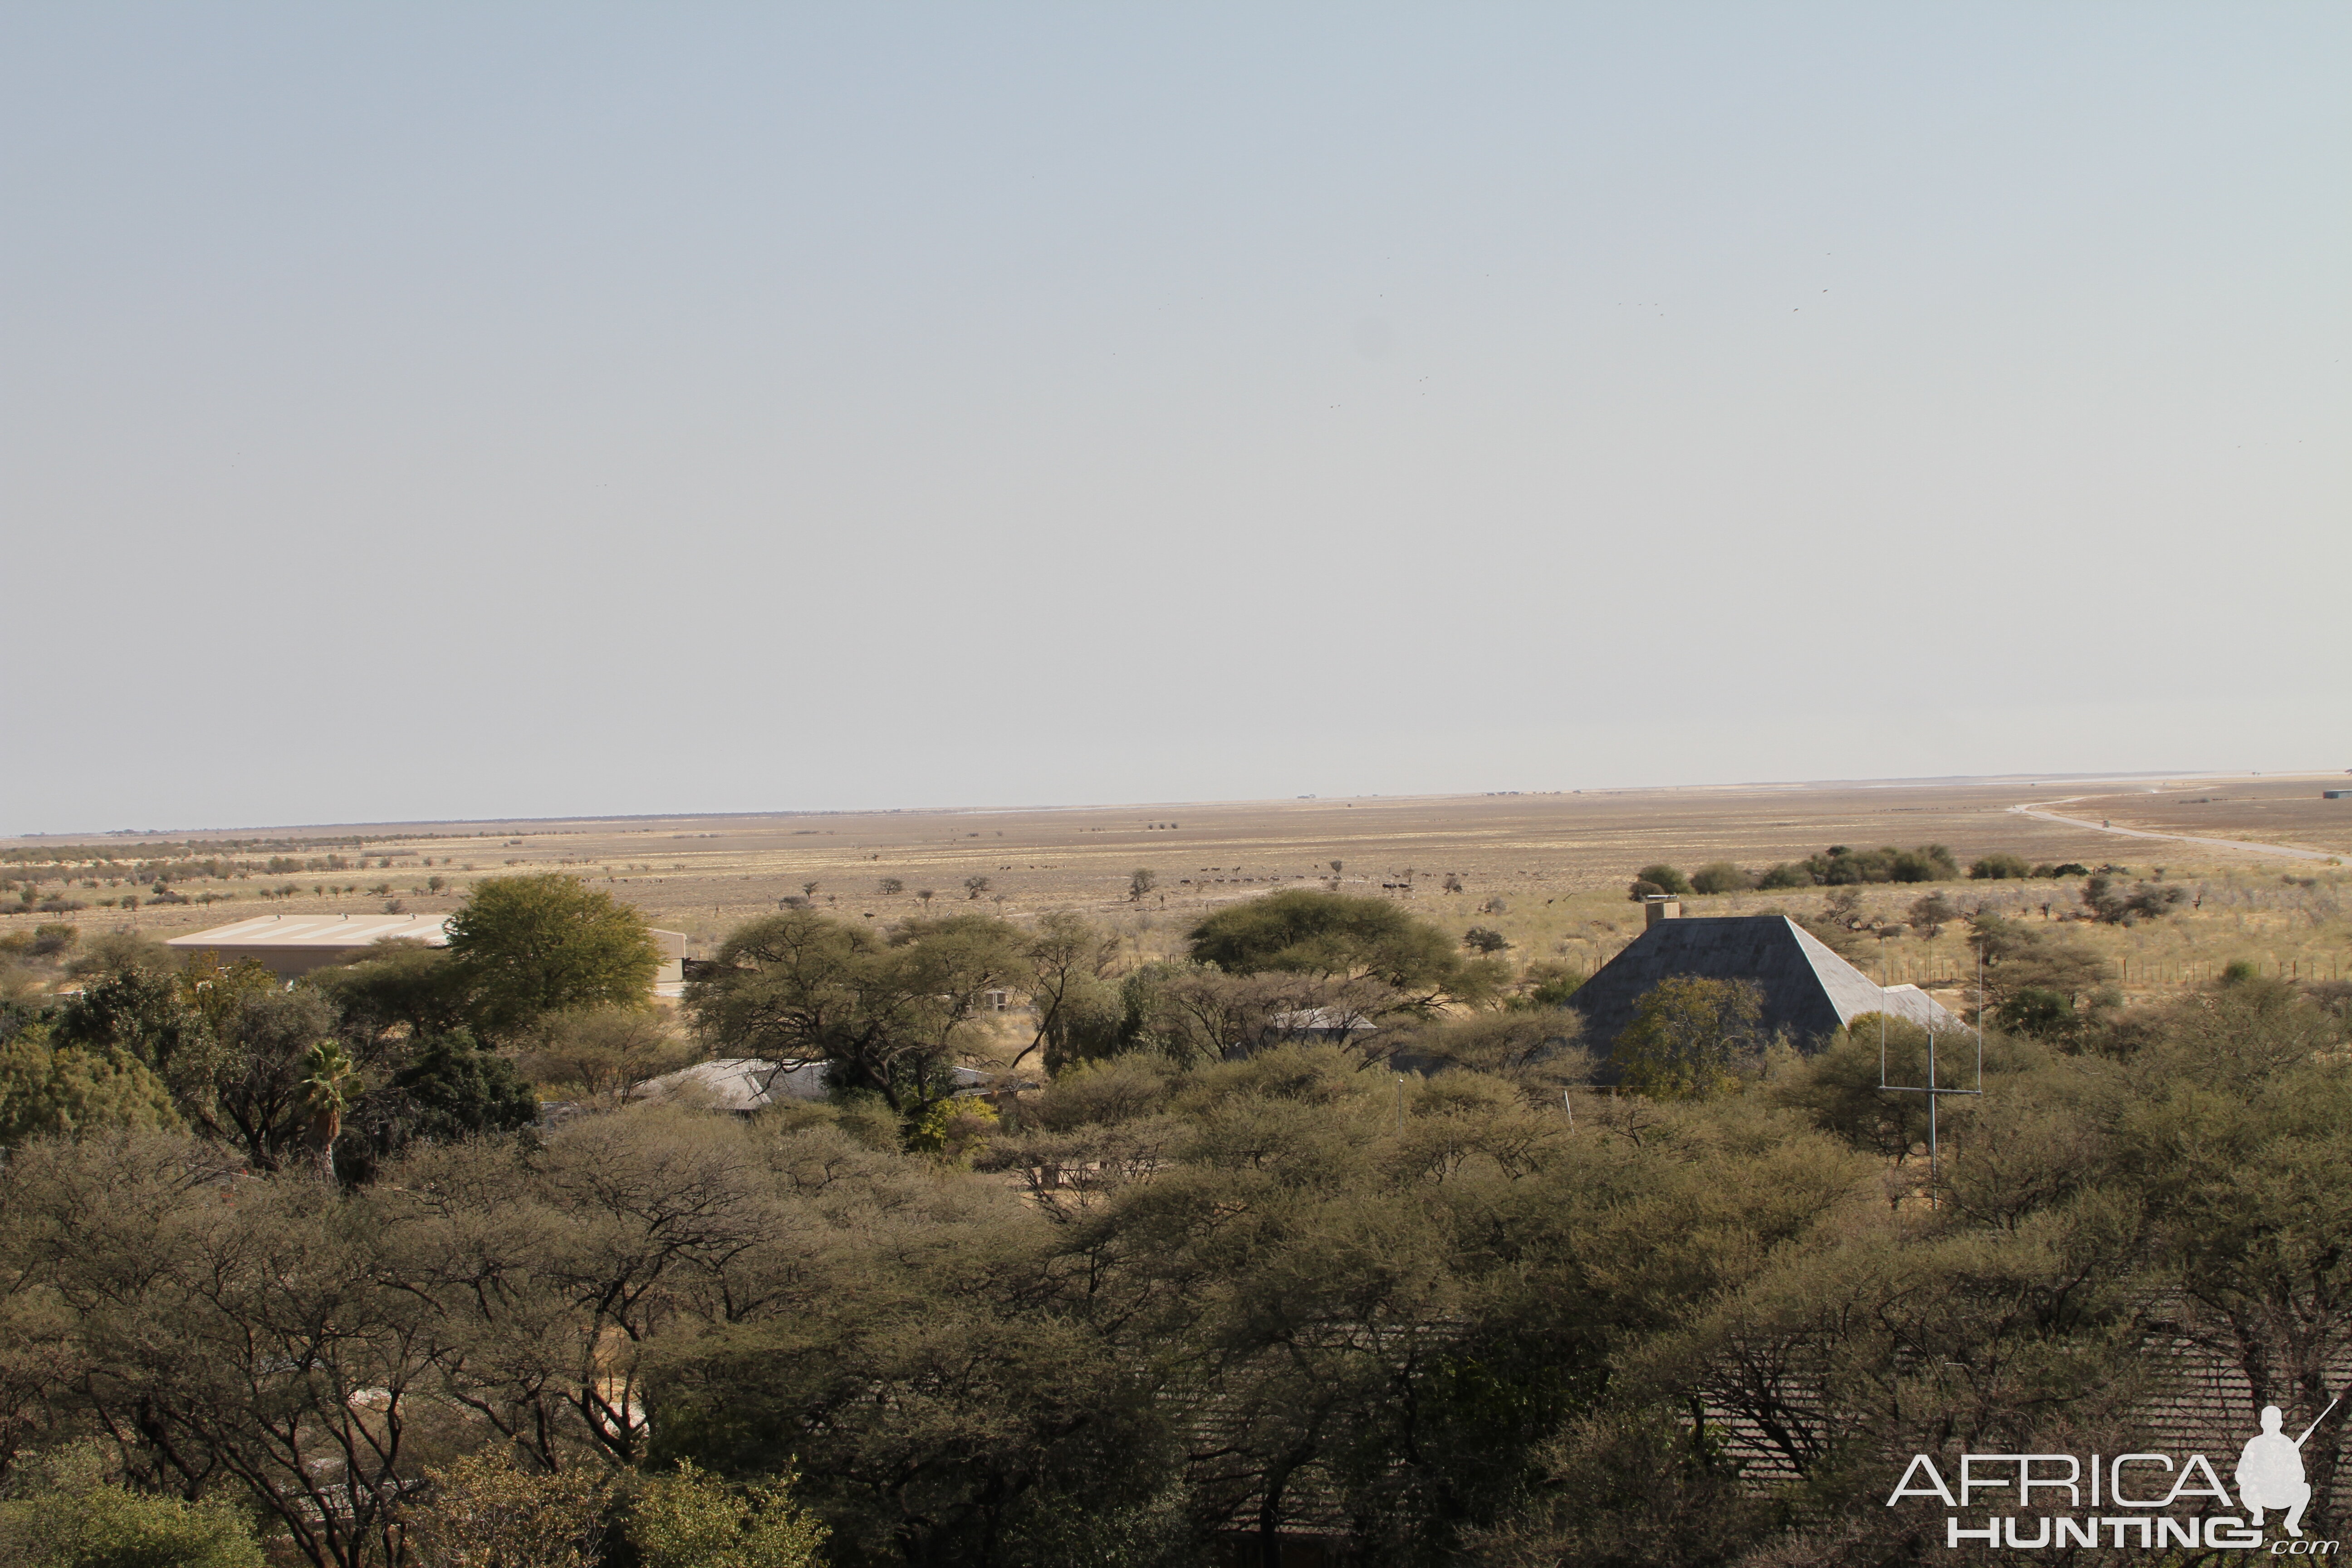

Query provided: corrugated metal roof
[633,1058,833,1112]
[1706,1331,2352,1513]
[165,913,454,951]
[632,1058,996,1112]
[1569,915,1960,1054]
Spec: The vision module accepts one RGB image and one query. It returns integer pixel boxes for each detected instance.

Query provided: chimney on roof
[1644,896,1682,929]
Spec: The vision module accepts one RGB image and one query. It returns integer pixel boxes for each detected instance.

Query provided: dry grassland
[15,772,2351,1015]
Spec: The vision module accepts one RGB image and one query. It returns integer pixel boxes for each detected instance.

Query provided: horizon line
[13,765,2337,845]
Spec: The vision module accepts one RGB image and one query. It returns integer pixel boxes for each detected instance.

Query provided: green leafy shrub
[1511,961,1587,1009]
[0,1029,181,1147]
[1186,890,1466,994]
[0,1445,262,1568]
[1612,977,1763,1099]
[904,1096,999,1162]
[2082,874,2188,926]
[1906,893,1958,938]
[446,873,663,1038]
[627,1460,826,1568]
[1994,986,2081,1041]
[1801,844,1958,885]
[385,1032,541,1142]
[409,1451,613,1568]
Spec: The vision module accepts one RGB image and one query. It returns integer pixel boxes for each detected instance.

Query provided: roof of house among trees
[633,1058,834,1112]
[1569,915,1960,1052]
[632,1058,1001,1113]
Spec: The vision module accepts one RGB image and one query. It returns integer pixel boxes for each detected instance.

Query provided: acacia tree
[0,1133,446,1568]
[1014,910,1121,1071]
[51,965,213,1087]
[444,874,662,1038]
[1611,977,1763,1098]
[378,1112,794,1473]
[1906,892,1956,941]
[309,940,469,1055]
[1966,914,2112,1006]
[1120,964,1400,1065]
[628,1460,828,1568]
[685,911,1024,1117]
[515,1006,696,1107]
[20,988,2352,1568]
[408,1452,614,1568]
[1185,890,1479,1006]
[185,987,343,1174]
[2122,983,2352,1534]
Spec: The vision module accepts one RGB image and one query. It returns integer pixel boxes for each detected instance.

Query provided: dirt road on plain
[2007,797,2333,862]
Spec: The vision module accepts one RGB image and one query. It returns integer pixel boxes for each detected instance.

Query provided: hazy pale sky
[4,4,2345,833]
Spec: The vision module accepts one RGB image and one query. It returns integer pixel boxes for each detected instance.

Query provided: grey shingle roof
[1569,915,1959,1056]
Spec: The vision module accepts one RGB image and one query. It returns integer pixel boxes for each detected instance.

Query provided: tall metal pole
[1879,953,1889,1084]
[1975,950,1985,1090]
[1927,1025,1939,1203]
[1881,946,1984,1209]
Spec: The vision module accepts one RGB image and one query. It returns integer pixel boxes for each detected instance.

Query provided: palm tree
[301,1040,358,1181]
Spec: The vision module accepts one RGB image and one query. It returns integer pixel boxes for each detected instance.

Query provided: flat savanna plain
[16,773,2352,1018]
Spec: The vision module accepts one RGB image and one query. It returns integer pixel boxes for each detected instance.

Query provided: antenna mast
[1878,946,1985,1206]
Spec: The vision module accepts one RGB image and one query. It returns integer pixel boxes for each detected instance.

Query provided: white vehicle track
[2006,797,2332,862]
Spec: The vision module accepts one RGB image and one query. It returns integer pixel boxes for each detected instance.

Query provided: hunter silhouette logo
[1887,1398,2342,1551]
[2239,1399,2336,1539]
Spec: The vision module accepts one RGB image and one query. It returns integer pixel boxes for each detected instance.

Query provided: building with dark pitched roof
[1569,902,1960,1058]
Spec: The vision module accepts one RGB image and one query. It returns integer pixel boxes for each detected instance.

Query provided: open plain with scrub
[10,770,2349,1024]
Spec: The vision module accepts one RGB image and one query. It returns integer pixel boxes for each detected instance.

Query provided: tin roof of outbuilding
[164,913,455,951]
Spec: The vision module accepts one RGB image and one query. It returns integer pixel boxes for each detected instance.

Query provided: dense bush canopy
[684,910,1026,1113]
[5,877,2352,1568]
[1686,861,1751,895]
[0,972,2345,1565]
[1632,863,1693,897]
[1186,889,1478,998]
